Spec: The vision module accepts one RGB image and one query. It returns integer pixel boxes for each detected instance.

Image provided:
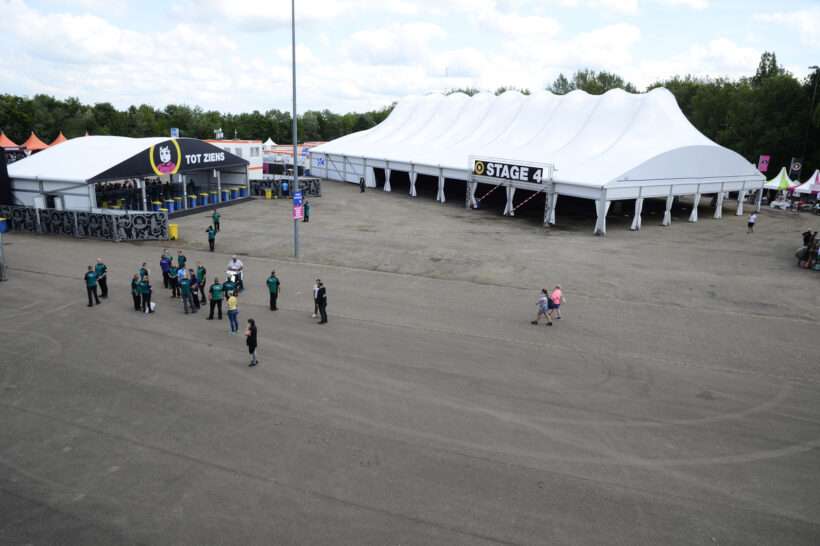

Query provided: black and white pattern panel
[0,206,168,241]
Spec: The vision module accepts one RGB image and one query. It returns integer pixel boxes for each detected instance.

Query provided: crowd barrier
[0,205,169,241]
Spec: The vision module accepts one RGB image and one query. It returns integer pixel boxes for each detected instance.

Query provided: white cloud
[347,22,447,65]
[753,8,820,48]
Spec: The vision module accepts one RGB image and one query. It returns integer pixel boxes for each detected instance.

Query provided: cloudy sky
[1,0,817,114]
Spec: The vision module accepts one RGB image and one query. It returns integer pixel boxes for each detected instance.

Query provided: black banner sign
[472,159,544,184]
[91,138,248,182]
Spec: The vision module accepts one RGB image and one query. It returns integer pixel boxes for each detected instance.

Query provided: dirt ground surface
[1,180,819,546]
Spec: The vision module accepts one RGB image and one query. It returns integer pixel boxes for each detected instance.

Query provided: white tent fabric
[763,167,798,191]
[312,88,764,200]
[8,136,167,183]
[263,138,276,147]
[795,170,820,195]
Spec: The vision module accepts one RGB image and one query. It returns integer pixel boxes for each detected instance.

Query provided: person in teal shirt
[207,277,223,319]
[84,265,100,307]
[177,250,187,270]
[303,200,311,223]
[266,270,280,311]
[139,262,149,280]
[95,258,108,298]
[168,262,179,298]
[195,261,207,302]
[140,275,153,314]
[131,274,141,311]
[222,276,236,300]
[180,272,194,314]
[212,209,220,232]
[206,225,216,252]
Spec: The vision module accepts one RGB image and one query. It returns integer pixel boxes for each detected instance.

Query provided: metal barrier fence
[0,205,168,241]
[251,177,321,198]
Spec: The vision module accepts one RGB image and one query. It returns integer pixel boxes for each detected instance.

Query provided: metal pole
[291,0,299,258]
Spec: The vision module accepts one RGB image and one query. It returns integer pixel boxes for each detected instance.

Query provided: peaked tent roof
[795,169,820,195]
[312,88,763,193]
[8,136,250,183]
[763,167,798,190]
[264,138,276,146]
[22,131,49,151]
[0,131,19,149]
[50,131,68,146]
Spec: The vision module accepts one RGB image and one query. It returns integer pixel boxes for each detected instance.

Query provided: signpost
[290,0,299,258]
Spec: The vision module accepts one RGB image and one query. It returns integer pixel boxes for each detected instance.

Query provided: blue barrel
[164,199,175,211]
[230,189,238,200]
[0,217,8,234]
[152,201,162,212]
[188,195,196,208]
[221,190,228,202]
[239,187,247,198]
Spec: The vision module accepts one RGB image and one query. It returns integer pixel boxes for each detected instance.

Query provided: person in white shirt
[747,212,758,234]
[312,279,320,318]
[227,255,244,291]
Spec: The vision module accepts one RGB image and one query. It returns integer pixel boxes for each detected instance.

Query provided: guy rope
[475,181,504,205]
[510,190,543,213]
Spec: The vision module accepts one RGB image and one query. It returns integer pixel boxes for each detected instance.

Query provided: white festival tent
[794,169,820,195]
[311,88,765,234]
[763,167,798,191]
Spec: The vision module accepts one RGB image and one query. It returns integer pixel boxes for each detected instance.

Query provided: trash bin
[239,187,247,198]
[264,189,272,200]
[188,195,196,208]
[199,193,209,206]
[168,223,179,240]
[174,197,182,210]
[152,201,162,211]
[0,217,8,233]
[164,199,175,211]
[209,191,217,204]
[221,190,228,202]
[230,189,238,200]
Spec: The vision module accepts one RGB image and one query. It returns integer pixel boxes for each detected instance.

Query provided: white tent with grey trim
[310,89,765,234]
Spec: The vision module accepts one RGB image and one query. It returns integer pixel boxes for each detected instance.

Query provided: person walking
[95,258,108,298]
[227,291,239,335]
[223,275,237,301]
[177,250,187,271]
[303,200,311,222]
[139,262,149,281]
[547,285,563,324]
[747,211,758,234]
[140,275,153,314]
[316,281,328,324]
[160,250,172,289]
[212,208,221,232]
[180,271,194,314]
[131,274,142,311]
[245,319,258,367]
[207,277,223,320]
[196,261,207,303]
[84,265,100,307]
[206,225,216,252]
[266,270,280,311]
[531,289,550,326]
[312,279,320,318]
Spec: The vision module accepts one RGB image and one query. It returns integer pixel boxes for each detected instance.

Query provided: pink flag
[757,155,770,173]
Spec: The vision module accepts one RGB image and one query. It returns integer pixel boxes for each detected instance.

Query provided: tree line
[1,52,817,178]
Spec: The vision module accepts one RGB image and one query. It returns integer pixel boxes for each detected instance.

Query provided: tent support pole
[384,161,391,192]
[545,191,558,225]
[689,184,701,222]
[736,190,746,216]
[504,185,517,216]
[755,186,763,212]
[216,170,222,203]
[630,187,643,231]
[409,164,417,197]
[182,174,188,209]
[141,178,148,211]
[87,182,96,211]
[662,187,673,226]
[245,165,250,197]
[714,183,724,219]
[594,189,609,235]
[437,167,445,204]
[342,155,347,183]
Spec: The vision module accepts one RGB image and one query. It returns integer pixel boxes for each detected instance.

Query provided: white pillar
[216,170,222,203]
[662,191,674,226]
[503,186,517,216]
[141,178,148,211]
[755,187,763,212]
[714,185,725,219]
[688,191,701,222]
[594,196,610,235]
[245,165,251,197]
[342,155,347,183]
[409,166,417,197]
[545,192,558,225]
[384,164,392,192]
[736,190,746,216]
[466,182,477,208]
[437,169,445,203]
[630,197,644,231]
[182,174,188,209]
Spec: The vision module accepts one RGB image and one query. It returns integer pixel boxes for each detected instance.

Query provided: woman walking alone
[227,291,239,335]
[245,319,258,367]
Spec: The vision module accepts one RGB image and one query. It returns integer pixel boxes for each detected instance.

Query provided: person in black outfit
[84,265,100,307]
[245,318,258,367]
[95,258,108,298]
[359,176,366,192]
[131,274,141,311]
[316,281,328,324]
[141,276,153,314]
[207,277,223,320]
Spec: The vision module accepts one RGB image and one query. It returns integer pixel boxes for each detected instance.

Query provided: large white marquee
[311,88,765,234]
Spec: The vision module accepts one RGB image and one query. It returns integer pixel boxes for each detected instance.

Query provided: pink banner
[293,205,303,220]
[757,155,770,173]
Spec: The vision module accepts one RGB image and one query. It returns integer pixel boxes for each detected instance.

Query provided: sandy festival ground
[1,180,819,545]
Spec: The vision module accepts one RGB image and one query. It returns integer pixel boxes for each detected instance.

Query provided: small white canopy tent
[763,167,798,191]
[312,88,764,234]
[794,170,820,195]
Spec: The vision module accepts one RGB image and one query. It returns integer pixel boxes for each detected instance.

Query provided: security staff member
[212,209,221,232]
[95,257,108,298]
[223,275,236,300]
[207,277,223,320]
[84,265,100,307]
[206,225,216,251]
[266,270,280,311]
[177,250,187,271]
[140,275,153,314]
[196,261,207,302]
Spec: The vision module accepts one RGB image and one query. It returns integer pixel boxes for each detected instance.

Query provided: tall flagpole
[291,0,300,258]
